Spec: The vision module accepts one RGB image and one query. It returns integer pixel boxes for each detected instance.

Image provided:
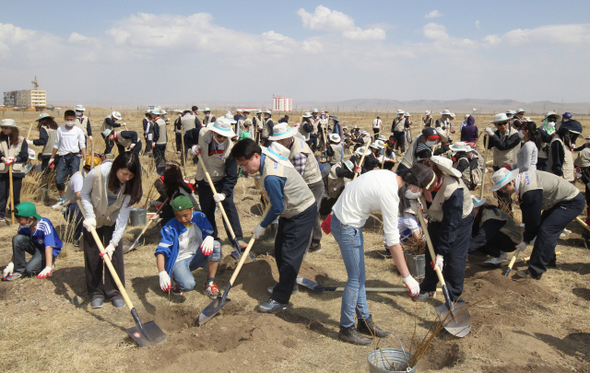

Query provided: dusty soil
[0,110,589,372]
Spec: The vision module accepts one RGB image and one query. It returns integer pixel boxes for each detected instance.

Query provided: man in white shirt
[49,110,87,208]
[372,116,382,141]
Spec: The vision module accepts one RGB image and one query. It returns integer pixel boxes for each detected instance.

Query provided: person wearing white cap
[435,109,451,130]
[364,143,381,171]
[231,139,317,313]
[510,109,525,129]
[549,115,582,182]
[423,110,434,128]
[192,117,247,250]
[270,123,325,252]
[149,109,168,167]
[261,110,274,146]
[0,119,30,222]
[469,196,521,267]
[74,105,92,144]
[372,116,382,141]
[489,167,584,279]
[391,109,406,152]
[237,109,254,140]
[327,133,344,166]
[202,107,216,126]
[100,111,126,154]
[537,112,561,171]
[506,110,516,119]
[450,142,482,190]
[30,113,58,172]
[103,129,142,155]
[414,156,474,303]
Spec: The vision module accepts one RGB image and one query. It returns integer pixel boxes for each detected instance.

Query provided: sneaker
[308,242,322,253]
[91,297,104,309]
[237,240,248,250]
[52,200,64,210]
[171,283,185,296]
[338,325,372,345]
[204,281,220,300]
[414,291,436,302]
[112,298,125,308]
[514,268,542,280]
[5,272,22,281]
[0,217,5,223]
[267,283,299,295]
[257,298,287,313]
[484,252,508,267]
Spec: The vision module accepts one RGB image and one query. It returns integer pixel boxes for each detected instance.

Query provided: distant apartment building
[272,95,292,112]
[3,90,47,108]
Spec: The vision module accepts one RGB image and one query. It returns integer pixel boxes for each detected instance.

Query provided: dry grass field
[0,108,589,372]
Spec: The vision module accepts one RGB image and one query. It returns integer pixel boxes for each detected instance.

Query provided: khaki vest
[155,118,167,145]
[262,156,315,219]
[399,137,420,169]
[299,120,311,140]
[393,117,405,132]
[493,127,520,168]
[181,115,196,134]
[0,136,25,173]
[328,143,343,165]
[100,116,113,133]
[480,208,523,243]
[312,118,320,135]
[42,128,57,156]
[548,137,574,182]
[90,165,127,227]
[76,116,89,137]
[289,137,322,184]
[254,116,263,130]
[115,131,133,148]
[262,118,273,138]
[195,128,233,183]
[576,148,590,168]
[428,176,473,222]
[518,170,579,211]
[327,162,351,198]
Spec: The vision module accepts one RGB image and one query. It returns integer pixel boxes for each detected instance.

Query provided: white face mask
[518,130,525,139]
[404,188,422,200]
[76,112,82,118]
[19,220,33,230]
[65,121,76,127]
[426,140,436,148]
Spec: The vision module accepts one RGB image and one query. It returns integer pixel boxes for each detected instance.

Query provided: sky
[1,0,590,107]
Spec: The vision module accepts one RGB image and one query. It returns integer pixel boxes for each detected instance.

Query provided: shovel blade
[296,277,325,294]
[198,296,231,325]
[125,321,167,347]
[434,301,472,338]
[230,249,255,260]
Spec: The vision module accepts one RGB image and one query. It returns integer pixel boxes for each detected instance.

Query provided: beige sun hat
[490,167,519,192]
[268,123,297,141]
[111,111,122,120]
[329,133,341,143]
[396,109,405,115]
[1,119,17,127]
[262,142,293,168]
[75,104,85,112]
[431,156,462,178]
[210,117,236,138]
[441,109,451,115]
[302,112,312,118]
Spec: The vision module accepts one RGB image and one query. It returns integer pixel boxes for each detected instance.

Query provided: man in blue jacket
[154,196,222,298]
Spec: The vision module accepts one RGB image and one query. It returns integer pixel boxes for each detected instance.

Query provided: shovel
[198,205,270,326]
[197,153,253,260]
[416,205,472,338]
[9,163,14,224]
[88,226,166,347]
[296,277,440,294]
[503,247,523,277]
[124,197,169,253]
[353,140,371,180]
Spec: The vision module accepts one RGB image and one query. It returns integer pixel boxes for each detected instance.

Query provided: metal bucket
[404,252,425,280]
[368,348,415,373]
[129,207,147,227]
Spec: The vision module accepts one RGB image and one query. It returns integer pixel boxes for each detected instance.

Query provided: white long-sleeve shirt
[515,141,538,172]
[332,170,400,246]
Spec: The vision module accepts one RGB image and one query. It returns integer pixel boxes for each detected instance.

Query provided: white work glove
[515,242,527,251]
[48,158,55,166]
[152,143,156,148]
[149,214,159,221]
[252,224,266,239]
[88,136,93,142]
[83,218,96,231]
[37,266,53,279]
[27,139,34,145]
[100,243,115,261]
[402,275,420,297]
[158,271,171,292]
[200,236,215,256]
[485,127,495,137]
[122,122,127,126]
[213,193,225,203]
[129,143,136,150]
[3,262,14,280]
[190,145,201,156]
[433,254,444,272]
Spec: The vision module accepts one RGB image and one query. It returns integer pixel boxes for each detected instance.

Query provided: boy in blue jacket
[154,196,221,298]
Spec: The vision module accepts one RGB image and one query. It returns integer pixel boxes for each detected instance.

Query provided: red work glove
[321,214,333,234]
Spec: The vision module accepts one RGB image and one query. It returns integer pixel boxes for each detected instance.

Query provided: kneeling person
[154,196,221,298]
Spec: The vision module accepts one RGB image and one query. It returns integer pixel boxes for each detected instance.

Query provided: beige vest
[576,148,590,168]
[399,137,419,169]
[262,157,315,219]
[312,118,320,135]
[42,128,57,156]
[393,117,405,132]
[155,118,167,145]
[493,127,520,168]
[548,137,574,182]
[195,128,233,183]
[254,115,263,130]
[428,176,473,222]
[328,143,343,165]
[100,116,113,133]
[115,131,133,148]
[262,118,273,138]
[0,136,25,173]
[480,208,523,243]
[90,165,127,227]
[327,162,351,198]
[288,137,322,184]
[76,116,89,137]
[518,170,579,211]
[181,115,196,134]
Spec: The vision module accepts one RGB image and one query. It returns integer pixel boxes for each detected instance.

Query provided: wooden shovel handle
[576,217,590,233]
[9,163,14,224]
[480,135,488,200]
[416,203,446,286]
[353,140,371,180]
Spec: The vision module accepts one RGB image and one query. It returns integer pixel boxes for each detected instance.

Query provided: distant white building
[273,95,292,112]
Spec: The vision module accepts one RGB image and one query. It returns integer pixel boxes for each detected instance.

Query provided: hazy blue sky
[1,0,589,106]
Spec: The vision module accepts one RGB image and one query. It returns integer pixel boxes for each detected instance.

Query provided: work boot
[338,325,372,345]
[514,268,542,280]
[267,283,299,295]
[357,315,389,338]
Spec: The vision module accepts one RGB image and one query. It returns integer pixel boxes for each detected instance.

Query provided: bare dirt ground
[0,109,589,372]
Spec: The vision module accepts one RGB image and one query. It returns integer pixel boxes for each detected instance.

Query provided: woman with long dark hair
[81,152,142,309]
[0,119,29,223]
[155,164,200,225]
[29,113,58,171]
[514,121,541,172]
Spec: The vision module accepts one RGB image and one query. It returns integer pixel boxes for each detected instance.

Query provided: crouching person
[155,196,221,298]
[2,202,62,281]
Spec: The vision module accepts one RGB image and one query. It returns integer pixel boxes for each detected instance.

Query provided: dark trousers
[63,203,84,240]
[83,225,124,301]
[421,212,474,302]
[104,137,114,154]
[262,137,270,147]
[175,133,182,152]
[0,173,22,219]
[394,131,405,151]
[116,141,142,156]
[537,157,548,171]
[473,232,517,257]
[308,180,324,250]
[372,128,380,141]
[144,138,152,155]
[529,193,585,276]
[13,234,52,275]
[154,144,166,167]
[272,202,317,304]
[197,182,243,241]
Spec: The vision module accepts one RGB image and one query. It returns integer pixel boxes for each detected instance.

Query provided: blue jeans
[13,234,54,275]
[171,241,221,291]
[331,214,370,328]
[55,154,81,191]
